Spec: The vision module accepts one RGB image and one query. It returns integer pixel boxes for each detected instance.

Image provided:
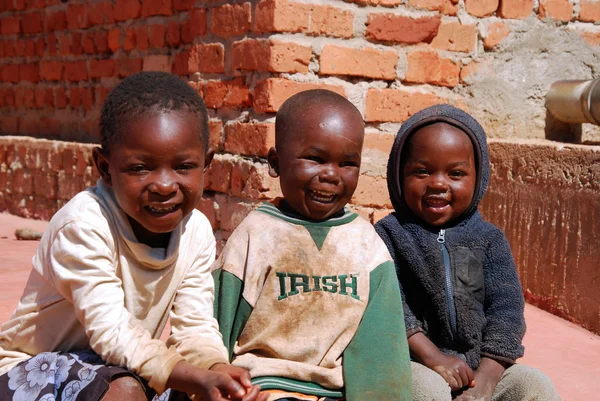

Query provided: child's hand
[428,353,475,391]
[167,360,264,401]
[454,357,505,401]
[209,363,267,401]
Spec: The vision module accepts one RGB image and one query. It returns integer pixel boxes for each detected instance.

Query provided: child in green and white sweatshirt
[212,89,412,401]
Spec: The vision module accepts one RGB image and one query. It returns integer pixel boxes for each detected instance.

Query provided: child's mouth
[424,198,450,209]
[145,204,181,215]
[308,190,337,203]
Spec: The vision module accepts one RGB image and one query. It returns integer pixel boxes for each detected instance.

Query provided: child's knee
[411,361,452,401]
[102,375,147,401]
[495,364,561,401]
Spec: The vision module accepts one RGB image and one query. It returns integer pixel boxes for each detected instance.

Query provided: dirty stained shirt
[0,180,228,394]
[212,201,413,401]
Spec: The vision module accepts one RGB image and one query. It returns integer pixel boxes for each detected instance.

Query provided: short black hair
[275,89,362,147]
[100,71,209,153]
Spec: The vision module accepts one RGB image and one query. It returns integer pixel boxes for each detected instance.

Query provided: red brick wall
[1,0,600,331]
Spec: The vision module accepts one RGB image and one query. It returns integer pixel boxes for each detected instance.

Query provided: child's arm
[342,261,413,401]
[48,222,185,394]
[480,230,526,365]
[408,332,474,391]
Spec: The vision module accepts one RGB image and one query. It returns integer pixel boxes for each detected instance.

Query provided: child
[211,89,413,401]
[375,104,560,400]
[0,72,264,401]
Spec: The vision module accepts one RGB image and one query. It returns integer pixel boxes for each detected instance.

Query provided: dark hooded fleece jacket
[374,104,526,370]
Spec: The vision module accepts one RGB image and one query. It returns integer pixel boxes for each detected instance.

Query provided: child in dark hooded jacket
[375,104,560,401]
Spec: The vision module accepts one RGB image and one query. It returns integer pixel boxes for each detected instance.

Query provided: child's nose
[319,164,341,184]
[428,174,449,191]
[149,171,178,195]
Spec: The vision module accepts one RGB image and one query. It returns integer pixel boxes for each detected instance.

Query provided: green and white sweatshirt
[212,202,412,401]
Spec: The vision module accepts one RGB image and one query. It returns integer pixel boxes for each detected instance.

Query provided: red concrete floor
[1,211,599,400]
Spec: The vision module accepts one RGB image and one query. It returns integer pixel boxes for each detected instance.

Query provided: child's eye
[340,161,359,168]
[176,163,198,172]
[412,168,428,176]
[449,170,467,178]
[128,164,148,173]
[304,156,324,163]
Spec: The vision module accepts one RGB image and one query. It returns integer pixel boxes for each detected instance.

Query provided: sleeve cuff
[481,352,516,366]
[147,349,185,395]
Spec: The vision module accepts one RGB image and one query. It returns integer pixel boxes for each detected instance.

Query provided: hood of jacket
[387,104,490,226]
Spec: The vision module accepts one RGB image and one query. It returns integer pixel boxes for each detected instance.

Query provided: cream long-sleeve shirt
[0,180,229,393]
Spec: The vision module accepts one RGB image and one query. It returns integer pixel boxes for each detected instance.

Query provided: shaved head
[275,89,363,149]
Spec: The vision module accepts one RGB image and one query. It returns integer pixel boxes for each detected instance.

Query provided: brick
[498,0,534,19]
[2,64,19,83]
[255,0,310,33]
[181,8,207,43]
[580,30,600,46]
[124,28,136,51]
[67,4,89,29]
[72,33,83,55]
[346,0,402,5]
[95,86,113,108]
[351,175,391,208]
[23,88,35,109]
[149,25,167,48]
[90,59,116,79]
[19,64,40,83]
[230,158,280,199]
[64,61,88,82]
[35,38,45,57]
[466,0,498,16]
[173,51,192,75]
[460,59,494,85]
[46,11,67,32]
[209,119,223,151]
[205,156,232,193]
[224,122,275,158]
[143,55,172,72]
[211,2,251,37]
[539,0,573,20]
[409,0,458,15]
[83,34,95,54]
[309,5,354,38]
[174,0,195,11]
[108,29,121,52]
[232,39,311,74]
[405,48,460,87]
[142,0,172,17]
[204,78,252,109]
[366,14,441,44]
[24,39,36,57]
[166,21,181,47]
[320,44,398,80]
[40,60,63,81]
[253,78,346,113]
[135,26,149,50]
[189,43,225,73]
[20,116,40,135]
[431,22,477,52]
[1,17,20,34]
[118,58,142,77]
[34,87,45,108]
[484,21,510,49]
[94,31,109,53]
[579,0,600,22]
[114,0,141,21]
[54,87,67,109]
[15,39,26,57]
[365,88,443,122]
[82,87,94,110]
[88,2,115,25]
[1,116,19,134]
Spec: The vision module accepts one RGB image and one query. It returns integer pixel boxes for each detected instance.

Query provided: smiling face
[93,110,209,247]
[401,122,477,227]
[269,104,364,221]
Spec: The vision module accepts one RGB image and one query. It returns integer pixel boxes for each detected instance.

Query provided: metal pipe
[545,78,600,125]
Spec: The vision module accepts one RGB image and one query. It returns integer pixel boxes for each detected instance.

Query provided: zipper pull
[437,229,446,243]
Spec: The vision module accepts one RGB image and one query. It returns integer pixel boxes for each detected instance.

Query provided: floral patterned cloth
[0,350,188,401]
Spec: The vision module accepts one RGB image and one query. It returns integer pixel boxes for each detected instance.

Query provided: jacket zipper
[437,229,458,340]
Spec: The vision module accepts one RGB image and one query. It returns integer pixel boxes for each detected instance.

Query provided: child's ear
[203,148,215,172]
[92,147,112,186]
[267,147,280,177]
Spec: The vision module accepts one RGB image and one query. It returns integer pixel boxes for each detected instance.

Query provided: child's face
[94,110,209,246]
[269,107,364,220]
[402,122,476,227]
